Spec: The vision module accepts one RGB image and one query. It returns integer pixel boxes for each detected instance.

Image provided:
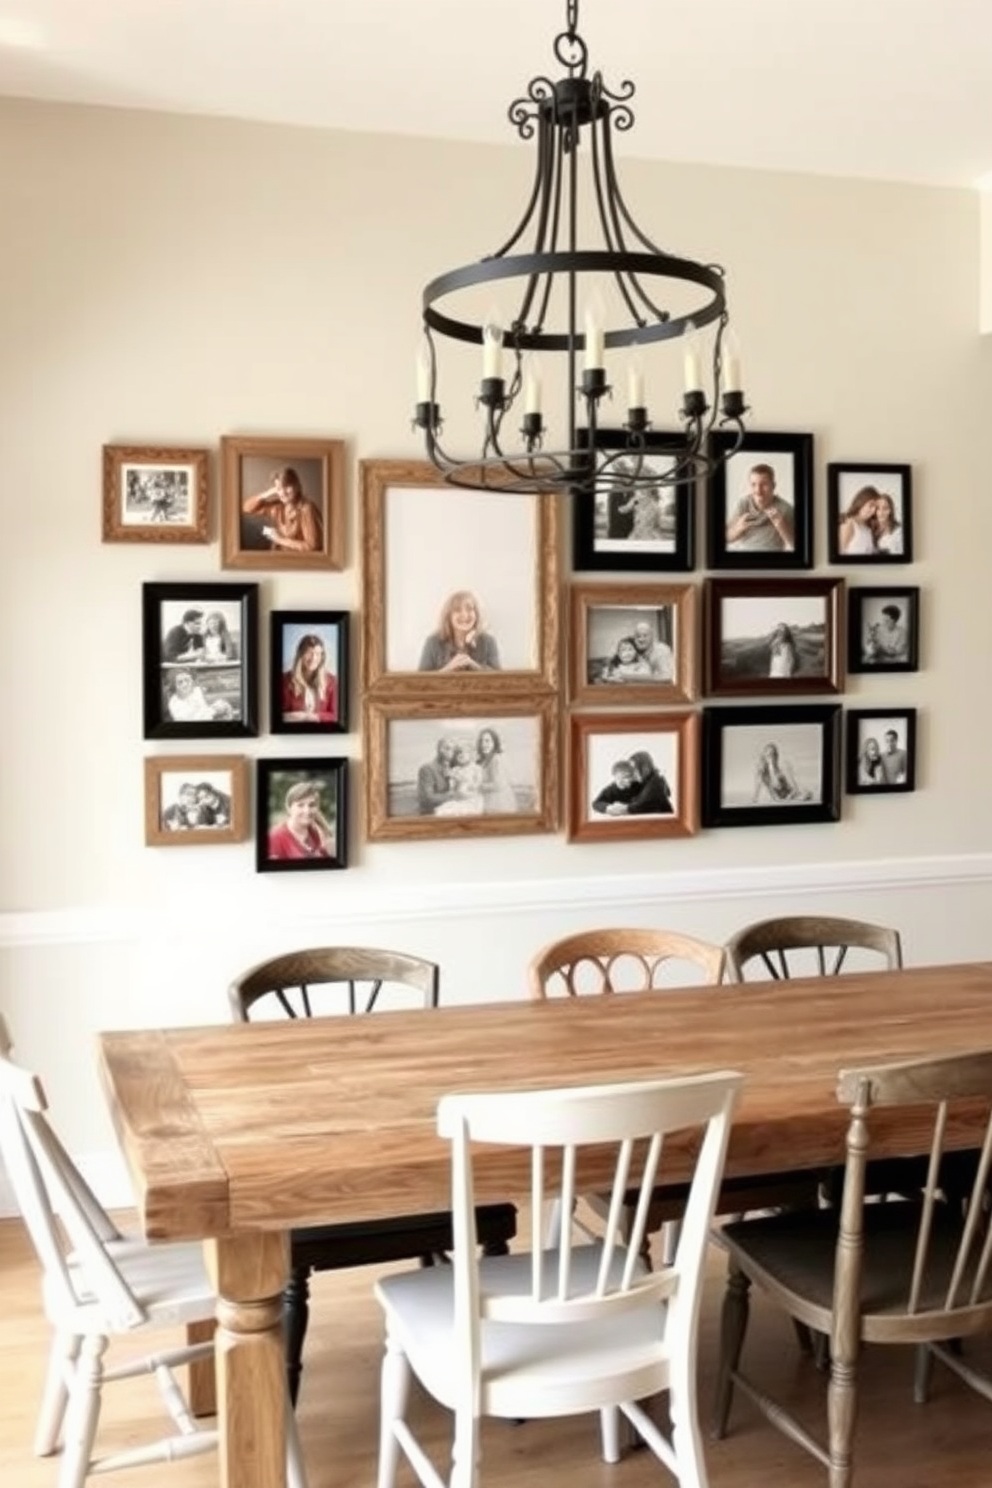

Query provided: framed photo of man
[569,582,696,706]
[704,577,843,697]
[221,435,345,572]
[706,430,814,570]
[847,587,919,674]
[256,758,348,873]
[827,462,913,564]
[845,709,917,795]
[571,429,695,573]
[360,460,559,696]
[702,704,842,828]
[568,712,699,844]
[144,755,248,846]
[269,609,350,733]
[142,581,258,739]
[102,444,208,544]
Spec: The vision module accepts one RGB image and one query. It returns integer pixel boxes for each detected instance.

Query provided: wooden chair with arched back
[723,914,903,983]
[528,926,727,1000]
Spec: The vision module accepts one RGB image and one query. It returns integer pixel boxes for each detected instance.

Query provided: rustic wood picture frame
[221,434,345,571]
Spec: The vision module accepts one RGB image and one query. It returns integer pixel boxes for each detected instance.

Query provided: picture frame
[269,609,350,734]
[827,462,913,564]
[845,709,917,795]
[567,711,699,844]
[142,581,258,740]
[706,430,814,570]
[847,586,920,673]
[256,757,349,873]
[143,755,248,847]
[220,434,345,571]
[571,428,695,572]
[704,577,844,697]
[569,582,697,706]
[102,444,208,544]
[364,695,559,841]
[360,459,559,696]
[701,704,842,828]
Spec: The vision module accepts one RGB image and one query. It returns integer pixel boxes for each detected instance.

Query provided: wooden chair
[723,913,903,983]
[229,947,517,1406]
[713,1048,992,1488]
[375,1068,743,1488]
[0,1015,309,1488]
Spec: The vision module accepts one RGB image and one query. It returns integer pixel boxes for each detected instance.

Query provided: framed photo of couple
[569,582,696,706]
[706,430,814,570]
[142,581,258,740]
[827,462,913,564]
[143,755,248,846]
[570,429,696,573]
[567,712,699,843]
[845,708,917,795]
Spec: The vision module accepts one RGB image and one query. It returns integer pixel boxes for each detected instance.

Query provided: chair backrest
[0,1015,146,1329]
[229,946,440,1022]
[723,915,902,982]
[833,1050,992,1337]
[528,928,725,999]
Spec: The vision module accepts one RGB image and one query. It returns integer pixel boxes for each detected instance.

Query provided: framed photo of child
[568,712,699,843]
[569,582,696,706]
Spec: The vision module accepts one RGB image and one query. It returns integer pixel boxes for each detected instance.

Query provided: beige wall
[1,97,991,1192]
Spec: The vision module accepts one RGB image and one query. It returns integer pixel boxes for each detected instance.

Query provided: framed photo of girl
[364,695,559,841]
[269,610,350,733]
[704,577,844,698]
[569,582,697,706]
[102,444,208,544]
[143,755,248,846]
[568,711,699,844]
[827,462,913,564]
[221,434,345,572]
[701,704,842,828]
[256,758,348,873]
[706,430,814,570]
[571,428,695,573]
[846,709,917,795]
[142,581,258,740]
[847,586,920,674]
[360,459,559,697]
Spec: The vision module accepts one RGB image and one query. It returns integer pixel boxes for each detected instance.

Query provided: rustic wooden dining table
[97,961,992,1488]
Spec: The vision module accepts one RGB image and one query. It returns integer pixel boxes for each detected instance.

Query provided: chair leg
[669,1356,710,1488]
[712,1261,750,1440]
[377,1331,412,1488]
[826,1344,858,1488]
[660,1218,682,1267]
[451,1406,479,1488]
[285,1384,310,1488]
[57,1334,106,1488]
[283,1264,312,1408]
[792,1321,814,1357]
[913,1343,934,1405]
[599,1406,621,1464]
[34,1331,80,1456]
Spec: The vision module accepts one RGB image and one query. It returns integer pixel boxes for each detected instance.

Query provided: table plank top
[98,962,992,1242]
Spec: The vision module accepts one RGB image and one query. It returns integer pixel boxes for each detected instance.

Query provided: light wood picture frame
[568,711,700,843]
[360,459,560,696]
[221,434,345,571]
[102,444,208,544]
[364,695,559,841]
[569,581,697,706]
[144,755,248,845]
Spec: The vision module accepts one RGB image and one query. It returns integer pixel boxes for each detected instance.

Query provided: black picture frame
[704,577,844,697]
[269,609,350,734]
[256,757,349,872]
[701,703,842,828]
[572,428,695,573]
[142,581,258,740]
[827,462,913,564]
[847,586,919,674]
[845,709,917,795]
[706,430,814,570]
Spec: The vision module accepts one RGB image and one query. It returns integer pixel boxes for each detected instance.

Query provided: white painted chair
[0,1015,308,1488]
[374,1068,743,1488]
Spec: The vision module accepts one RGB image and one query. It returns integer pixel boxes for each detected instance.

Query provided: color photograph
[256,758,348,872]
[828,462,913,563]
[270,610,349,733]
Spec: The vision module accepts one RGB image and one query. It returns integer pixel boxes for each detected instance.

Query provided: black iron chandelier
[413,0,749,496]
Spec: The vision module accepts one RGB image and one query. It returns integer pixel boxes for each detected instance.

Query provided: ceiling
[2,0,992,188]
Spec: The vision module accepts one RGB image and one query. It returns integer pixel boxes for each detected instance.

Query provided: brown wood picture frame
[568,711,700,843]
[360,459,560,696]
[221,435,345,571]
[704,576,844,698]
[569,581,697,706]
[144,755,248,845]
[102,444,208,544]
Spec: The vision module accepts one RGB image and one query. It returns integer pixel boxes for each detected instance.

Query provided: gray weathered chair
[229,947,517,1406]
[723,913,903,983]
[713,1047,992,1488]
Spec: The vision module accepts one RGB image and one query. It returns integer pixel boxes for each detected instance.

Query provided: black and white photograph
[102,444,208,544]
[270,609,349,733]
[828,462,913,563]
[568,711,699,843]
[706,430,814,569]
[143,755,248,846]
[569,582,696,705]
[702,704,842,828]
[705,577,843,696]
[848,586,919,673]
[572,430,695,572]
[142,581,258,739]
[256,758,348,872]
[846,709,917,794]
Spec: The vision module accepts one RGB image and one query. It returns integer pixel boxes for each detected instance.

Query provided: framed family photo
[364,696,558,841]
[143,755,248,846]
[702,704,842,828]
[269,610,349,733]
[256,757,349,873]
[706,430,814,570]
[568,712,699,844]
[360,459,559,696]
[827,462,913,564]
[221,434,345,571]
[142,581,258,739]
[845,709,917,795]
[847,586,919,673]
[571,429,695,573]
[102,444,208,544]
[704,577,843,697]
[569,582,696,706]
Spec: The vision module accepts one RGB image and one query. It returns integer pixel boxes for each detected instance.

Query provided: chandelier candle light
[413,0,749,496]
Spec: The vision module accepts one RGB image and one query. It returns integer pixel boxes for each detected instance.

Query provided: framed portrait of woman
[255,757,348,873]
[701,704,842,828]
[567,711,699,844]
[704,577,844,698]
[360,459,559,697]
[827,462,913,564]
[269,610,349,733]
[221,435,346,572]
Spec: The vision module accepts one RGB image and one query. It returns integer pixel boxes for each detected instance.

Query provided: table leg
[205,1232,290,1488]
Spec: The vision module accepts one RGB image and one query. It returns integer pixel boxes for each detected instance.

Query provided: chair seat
[49,1235,215,1333]
[376,1242,669,1418]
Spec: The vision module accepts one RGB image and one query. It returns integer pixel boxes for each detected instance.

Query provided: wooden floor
[3,1214,992,1487]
